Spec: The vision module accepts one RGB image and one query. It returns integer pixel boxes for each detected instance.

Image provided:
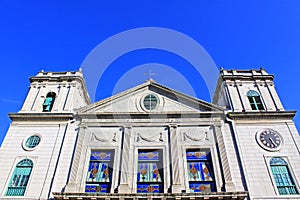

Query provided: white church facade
[0,69,299,200]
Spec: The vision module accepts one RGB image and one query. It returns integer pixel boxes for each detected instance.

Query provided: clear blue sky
[0,1,300,145]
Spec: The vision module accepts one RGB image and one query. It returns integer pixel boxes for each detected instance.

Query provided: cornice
[30,74,83,82]
[227,110,296,120]
[9,112,74,121]
[222,74,274,81]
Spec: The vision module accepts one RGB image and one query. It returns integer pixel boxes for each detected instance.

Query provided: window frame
[143,94,158,110]
[22,134,42,151]
[5,158,34,197]
[85,150,115,194]
[136,149,164,193]
[140,93,161,112]
[268,157,299,195]
[184,149,216,193]
[247,90,264,110]
[42,92,56,112]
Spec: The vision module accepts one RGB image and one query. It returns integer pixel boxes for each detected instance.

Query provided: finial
[144,69,157,81]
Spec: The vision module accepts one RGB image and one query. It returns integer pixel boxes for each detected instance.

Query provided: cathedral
[0,68,299,200]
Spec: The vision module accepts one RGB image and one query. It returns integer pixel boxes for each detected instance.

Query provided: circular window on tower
[22,134,42,151]
[143,94,159,111]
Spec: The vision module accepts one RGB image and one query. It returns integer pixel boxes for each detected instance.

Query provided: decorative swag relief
[183,132,209,142]
[91,133,117,142]
[136,132,164,142]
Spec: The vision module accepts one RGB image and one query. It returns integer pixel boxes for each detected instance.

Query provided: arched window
[247,90,264,110]
[43,92,56,112]
[6,159,33,196]
[270,157,299,195]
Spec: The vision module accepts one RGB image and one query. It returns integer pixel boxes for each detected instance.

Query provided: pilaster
[32,84,46,112]
[63,84,75,111]
[169,124,184,193]
[214,125,236,192]
[118,126,132,193]
[21,85,38,112]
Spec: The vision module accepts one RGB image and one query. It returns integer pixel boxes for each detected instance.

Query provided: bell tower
[213,68,284,112]
[0,70,90,199]
[214,68,300,199]
[20,70,90,113]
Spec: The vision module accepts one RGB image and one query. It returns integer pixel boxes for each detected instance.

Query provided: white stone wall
[50,122,79,196]
[0,121,74,199]
[233,120,300,199]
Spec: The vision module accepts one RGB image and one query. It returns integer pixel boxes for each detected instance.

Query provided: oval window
[143,94,158,110]
[25,135,41,149]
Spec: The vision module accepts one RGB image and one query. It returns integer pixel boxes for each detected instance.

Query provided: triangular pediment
[77,80,224,114]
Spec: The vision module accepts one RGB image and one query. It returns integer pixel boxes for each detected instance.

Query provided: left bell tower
[0,70,90,199]
[20,70,90,113]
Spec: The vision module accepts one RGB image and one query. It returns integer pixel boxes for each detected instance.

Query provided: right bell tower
[214,68,300,199]
[214,68,284,112]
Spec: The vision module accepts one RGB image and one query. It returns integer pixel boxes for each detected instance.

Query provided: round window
[25,135,41,149]
[143,94,158,110]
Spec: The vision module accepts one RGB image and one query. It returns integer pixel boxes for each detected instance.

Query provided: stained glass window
[43,92,56,112]
[6,159,33,196]
[25,135,40,149]
[85,150,114,193]
[186,150,215,193]
[143,94,158,110]
[270,157,299,195]
[247,90,264,110]
[137,150,163,193]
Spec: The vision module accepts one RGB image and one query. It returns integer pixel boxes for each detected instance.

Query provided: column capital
[122,126,132,130]
[168,124,178,129]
